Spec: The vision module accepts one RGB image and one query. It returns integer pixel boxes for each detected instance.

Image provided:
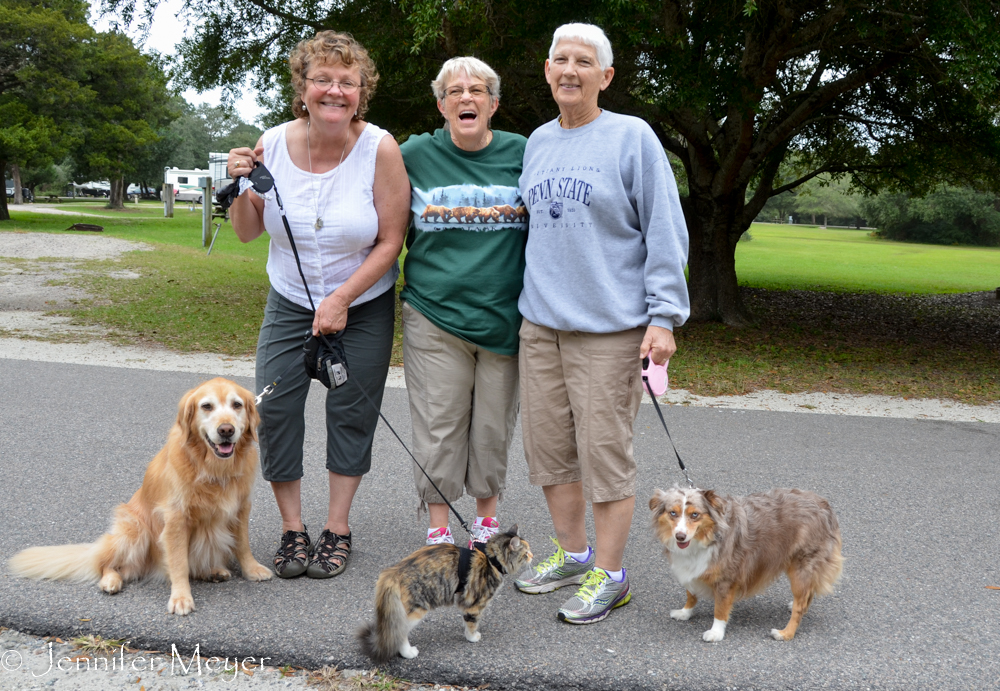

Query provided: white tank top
[260,120,398,310]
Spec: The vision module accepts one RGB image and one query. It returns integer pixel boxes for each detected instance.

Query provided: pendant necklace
[306,119,350,231]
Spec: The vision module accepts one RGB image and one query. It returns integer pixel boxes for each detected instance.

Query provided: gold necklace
[306,119,350,231]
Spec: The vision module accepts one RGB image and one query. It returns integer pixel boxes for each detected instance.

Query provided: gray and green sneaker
[514,538,594,594]
[557,568,631,624]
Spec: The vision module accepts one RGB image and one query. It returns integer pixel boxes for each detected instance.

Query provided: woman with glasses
[398,57,528,548]
[225,31,409,579]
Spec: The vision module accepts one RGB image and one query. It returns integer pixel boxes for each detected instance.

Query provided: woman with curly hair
[226,31,410,580]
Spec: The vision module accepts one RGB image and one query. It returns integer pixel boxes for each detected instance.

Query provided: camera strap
[232,161,471,536]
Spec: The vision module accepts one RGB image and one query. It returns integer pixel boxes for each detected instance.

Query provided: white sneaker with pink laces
[426,526,454,545]
[469,516,500,548]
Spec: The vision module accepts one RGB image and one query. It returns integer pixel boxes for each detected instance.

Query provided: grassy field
[1,207,997,404]
[737,224,1000,293]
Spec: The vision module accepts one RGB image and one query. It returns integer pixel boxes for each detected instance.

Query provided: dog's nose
[675,532,687,542]
[218,424,235,439]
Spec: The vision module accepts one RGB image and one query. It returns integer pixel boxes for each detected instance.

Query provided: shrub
[862,187,1000,246]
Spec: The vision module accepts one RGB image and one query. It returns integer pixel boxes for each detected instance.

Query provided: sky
[88,0,265,124]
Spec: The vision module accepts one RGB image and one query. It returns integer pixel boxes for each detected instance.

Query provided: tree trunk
[683,194,752,326]
[0,159,9,221]
[12,163,23,205]
[107,177,125,209]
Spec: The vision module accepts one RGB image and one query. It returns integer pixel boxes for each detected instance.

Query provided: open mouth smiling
[206,437,236,459]
[458,110,477,122]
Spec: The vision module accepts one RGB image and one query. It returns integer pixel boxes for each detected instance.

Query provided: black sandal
[307,530,351,579]
[273,525,311,579]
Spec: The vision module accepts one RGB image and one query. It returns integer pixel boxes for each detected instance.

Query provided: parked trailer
[162,167,211,203]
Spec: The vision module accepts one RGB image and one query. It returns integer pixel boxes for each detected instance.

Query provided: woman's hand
[640,325,676,365]
[313,291,351,335]
[228,147,258,178]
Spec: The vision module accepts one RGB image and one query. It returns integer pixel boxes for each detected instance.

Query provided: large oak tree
[109,0,1000,322]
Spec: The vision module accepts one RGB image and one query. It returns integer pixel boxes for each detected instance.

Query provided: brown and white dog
[8,378,272,615]
[649,486,843,642]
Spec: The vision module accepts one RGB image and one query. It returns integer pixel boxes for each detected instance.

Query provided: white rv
[162,167,211,203]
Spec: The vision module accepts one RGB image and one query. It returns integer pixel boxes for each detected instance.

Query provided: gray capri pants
[256,286,395,482]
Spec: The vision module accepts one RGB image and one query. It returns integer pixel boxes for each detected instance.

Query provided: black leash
[223,163,472,536]
[642,358,695,489]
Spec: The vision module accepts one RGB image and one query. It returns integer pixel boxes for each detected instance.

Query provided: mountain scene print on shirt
[412,184,527,233]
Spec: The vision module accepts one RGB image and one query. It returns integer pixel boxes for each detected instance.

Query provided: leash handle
[642,373,695,489]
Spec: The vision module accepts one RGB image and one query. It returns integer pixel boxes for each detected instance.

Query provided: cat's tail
[357,576,408,665]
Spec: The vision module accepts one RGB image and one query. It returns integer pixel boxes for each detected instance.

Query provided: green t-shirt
[399,128,528,355]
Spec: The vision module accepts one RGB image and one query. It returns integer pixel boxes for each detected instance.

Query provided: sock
[566,546,592,563]
[475,516,499,528]
[600,567,625,583]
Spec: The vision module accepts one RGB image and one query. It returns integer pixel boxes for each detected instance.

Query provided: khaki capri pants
[402,301,519,506]
[518,318,645,503]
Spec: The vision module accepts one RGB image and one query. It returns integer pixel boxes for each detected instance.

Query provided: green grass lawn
[738,224,1000,293]
[2,210,997,403]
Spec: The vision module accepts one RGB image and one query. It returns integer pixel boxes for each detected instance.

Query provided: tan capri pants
[402,301,519,505]
[518,318,645,503]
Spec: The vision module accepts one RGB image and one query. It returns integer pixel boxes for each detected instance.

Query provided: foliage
[0,0,94,218]
[862,188,1000,246]
[70,32,177,208]
[162,100,263,170]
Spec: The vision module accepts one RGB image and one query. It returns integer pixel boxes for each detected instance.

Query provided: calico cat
[357,525,532,663]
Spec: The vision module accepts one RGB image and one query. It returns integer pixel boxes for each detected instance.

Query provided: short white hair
[549,23,613,70]
[431,57,501,103]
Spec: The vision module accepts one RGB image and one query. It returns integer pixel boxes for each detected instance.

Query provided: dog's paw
[399,644,419,659]
[670,607,694,621]
[243,562,273,582]
[770,628,793,641]
[702,619,727,642]
[207,568,231,582]
[465,630,481,643]
[99,572,123,594]
[168,593,195,616]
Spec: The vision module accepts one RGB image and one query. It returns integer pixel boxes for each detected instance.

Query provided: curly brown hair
[288,31,379,121]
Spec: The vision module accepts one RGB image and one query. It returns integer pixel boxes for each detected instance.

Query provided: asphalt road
[1,358,998,690]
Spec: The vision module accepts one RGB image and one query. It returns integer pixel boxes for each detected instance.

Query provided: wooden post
[200,177,211,246]
[163,183,174,218]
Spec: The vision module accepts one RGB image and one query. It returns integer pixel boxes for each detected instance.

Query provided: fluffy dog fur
[8,378,272,615]
[649,486,842,642]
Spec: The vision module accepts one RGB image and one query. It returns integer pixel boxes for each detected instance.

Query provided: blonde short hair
[289,31,379,120]
[549,23,613,70]
[430,56,501,103]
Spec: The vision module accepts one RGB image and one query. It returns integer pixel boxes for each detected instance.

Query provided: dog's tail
[357,575,408,665]
[8,542,102,582]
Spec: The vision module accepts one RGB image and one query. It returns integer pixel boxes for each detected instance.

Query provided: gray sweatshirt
[518,110,690,333]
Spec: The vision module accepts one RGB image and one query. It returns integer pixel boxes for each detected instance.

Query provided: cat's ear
[505,524,519,537]
[510,535,521,549]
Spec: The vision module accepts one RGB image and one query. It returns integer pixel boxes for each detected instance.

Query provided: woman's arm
[228,137,267,243]
[312,134,410,335]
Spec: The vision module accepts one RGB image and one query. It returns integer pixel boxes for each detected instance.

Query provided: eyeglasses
[305,77,361,94]
[444,85,492,99]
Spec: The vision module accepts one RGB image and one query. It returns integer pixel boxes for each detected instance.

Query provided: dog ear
[177,387,201,447]
[242,386,260,442]
[649,489,666,513]
[702,489,725,514]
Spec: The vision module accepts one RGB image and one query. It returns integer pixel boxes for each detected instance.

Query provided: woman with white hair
[399,57,529,548]
[512,23,690,625]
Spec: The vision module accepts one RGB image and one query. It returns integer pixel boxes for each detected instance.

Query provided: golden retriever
[8,377,272,615]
